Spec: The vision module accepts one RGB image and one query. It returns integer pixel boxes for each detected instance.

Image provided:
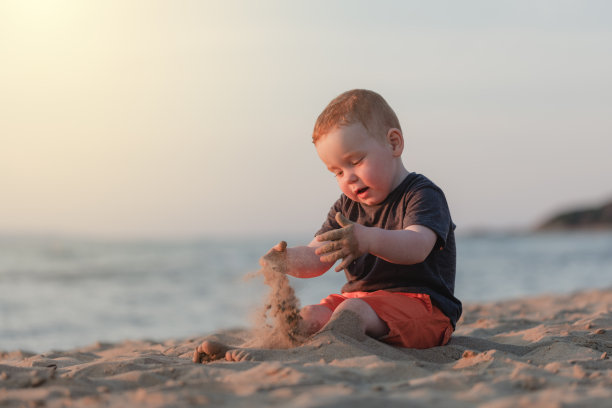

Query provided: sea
[1,232,611,353]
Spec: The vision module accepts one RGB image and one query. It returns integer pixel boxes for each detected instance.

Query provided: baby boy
[194,89,461,362]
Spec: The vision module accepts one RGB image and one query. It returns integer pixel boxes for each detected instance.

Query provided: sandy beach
[1,288,610,407]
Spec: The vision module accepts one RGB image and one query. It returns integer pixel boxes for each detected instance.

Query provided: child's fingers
[316,228,346,242]
[335,213,354,227]
[274,241,287,252]
[335,254,356,272]
[315,240,344,255]
[318,249,346,264]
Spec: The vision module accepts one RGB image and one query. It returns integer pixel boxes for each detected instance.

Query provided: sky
[1,0,611,239]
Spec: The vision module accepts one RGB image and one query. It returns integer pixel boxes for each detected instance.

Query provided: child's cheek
[338,181,354,200]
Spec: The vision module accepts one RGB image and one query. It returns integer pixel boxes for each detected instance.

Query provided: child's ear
[386,128,404,157]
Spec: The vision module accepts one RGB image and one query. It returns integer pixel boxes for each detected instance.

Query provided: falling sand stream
[246,242,306,349]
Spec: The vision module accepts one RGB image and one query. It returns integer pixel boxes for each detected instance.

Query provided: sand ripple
[1,288,611,407]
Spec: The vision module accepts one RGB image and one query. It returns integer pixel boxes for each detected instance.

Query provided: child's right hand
[259,241,288,274]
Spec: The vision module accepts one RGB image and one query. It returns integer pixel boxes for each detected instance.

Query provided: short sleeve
[403,187,452,249]
[315,196,344,237]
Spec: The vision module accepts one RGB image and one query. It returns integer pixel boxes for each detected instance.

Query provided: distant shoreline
[536,198,612,231]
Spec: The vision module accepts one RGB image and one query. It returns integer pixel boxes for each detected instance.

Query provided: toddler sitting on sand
[194,89,462,362]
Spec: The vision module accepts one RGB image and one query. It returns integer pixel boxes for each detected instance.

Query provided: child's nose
[346,171,359,183]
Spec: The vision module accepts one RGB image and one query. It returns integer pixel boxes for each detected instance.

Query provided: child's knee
[301,304,332,322]
[300,305,332,333]
[333,298,389,338]
[333,298,371,316]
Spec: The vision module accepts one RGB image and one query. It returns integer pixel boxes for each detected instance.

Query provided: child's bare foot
[193,341,259,363]
[193,340,232,363]
[224,349,256,362]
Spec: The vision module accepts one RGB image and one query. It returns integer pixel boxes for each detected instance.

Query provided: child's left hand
[259,241,288,274]
[315,213,369,272]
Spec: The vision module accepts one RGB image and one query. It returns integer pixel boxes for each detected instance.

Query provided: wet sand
[1,288,611,407]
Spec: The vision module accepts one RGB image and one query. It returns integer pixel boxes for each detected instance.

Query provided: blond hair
[312,89,401,144]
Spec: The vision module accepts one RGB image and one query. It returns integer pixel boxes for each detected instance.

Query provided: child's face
[315,122,403,206]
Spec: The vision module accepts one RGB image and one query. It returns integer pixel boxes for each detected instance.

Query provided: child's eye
[334,170,343,178]
[351,157,363,166]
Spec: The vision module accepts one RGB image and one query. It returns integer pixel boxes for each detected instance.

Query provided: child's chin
[359,196,382,206]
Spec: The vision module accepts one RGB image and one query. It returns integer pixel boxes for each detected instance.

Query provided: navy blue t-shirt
[316,172,462,328]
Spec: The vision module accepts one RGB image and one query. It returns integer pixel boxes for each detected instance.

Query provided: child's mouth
[356,187,369,196]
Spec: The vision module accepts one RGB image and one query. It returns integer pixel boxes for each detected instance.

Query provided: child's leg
[193,297,391,364]
[320,298,389,339]
[302,294,389,339]
[344,291,454,348]
[193,300,385,364]
[299,304,333,335]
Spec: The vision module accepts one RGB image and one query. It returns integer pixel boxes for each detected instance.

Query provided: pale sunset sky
[1,1,611,239]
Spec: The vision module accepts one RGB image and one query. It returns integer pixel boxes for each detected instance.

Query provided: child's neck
[391,162,409,191]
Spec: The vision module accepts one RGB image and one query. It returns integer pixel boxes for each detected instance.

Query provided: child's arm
[315,213,437,272]
[259,239,335,278]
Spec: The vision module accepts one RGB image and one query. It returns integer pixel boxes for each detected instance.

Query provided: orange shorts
[319,290,453,349]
